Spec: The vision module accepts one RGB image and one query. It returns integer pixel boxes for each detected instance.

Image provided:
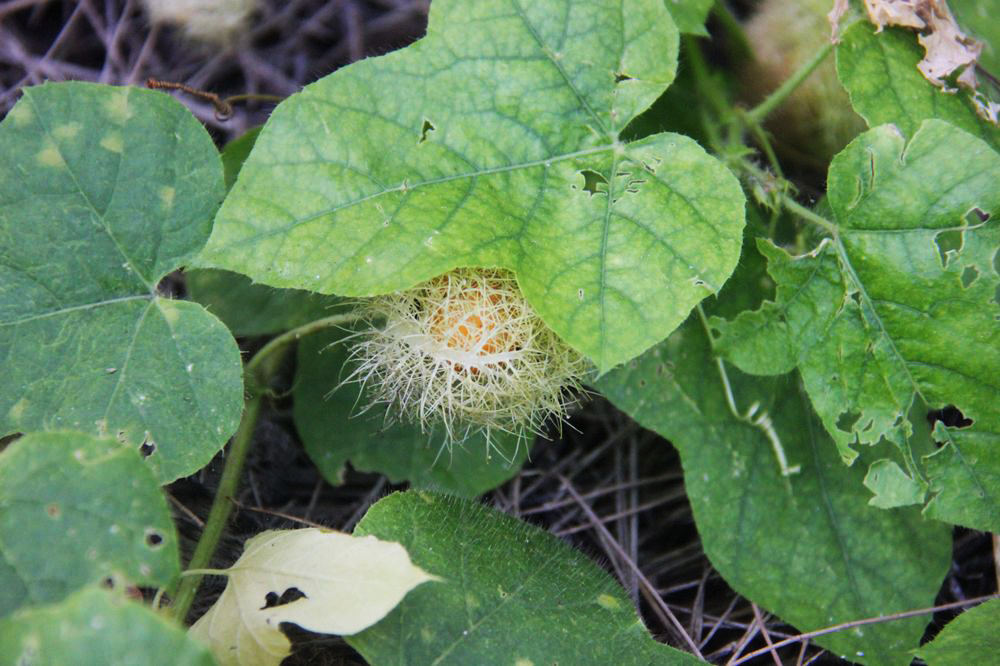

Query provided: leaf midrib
[219,144,619,249]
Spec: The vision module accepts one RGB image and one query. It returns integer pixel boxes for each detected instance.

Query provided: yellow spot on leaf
[159,186,175,209]
[515,659,534,666]
[105,90,133,123]
[53,122,82,140]
[100,132,124,154]
[157,299,182,327]
[36,142,65,168]
[8,102,31,126]
[596,593,619,610]
[7,397,28,423]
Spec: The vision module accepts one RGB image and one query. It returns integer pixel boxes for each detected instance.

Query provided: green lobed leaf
[185,268,343,337]
[0,431,180,617]
[349,490,704,665]
[596,319,952,666]
[0,81,243,483]
[836,22,1000,150]
[713,120,1000,529]
[0,587,214,666]
[294,330,527,497]
[915,599,1000,665]
[197,0,746,372]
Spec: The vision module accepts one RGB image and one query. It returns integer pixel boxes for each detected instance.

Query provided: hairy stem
[169,312,362,622]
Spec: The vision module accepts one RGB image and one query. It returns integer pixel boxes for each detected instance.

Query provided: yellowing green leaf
[196,0,746,372]
[189,528,435,666]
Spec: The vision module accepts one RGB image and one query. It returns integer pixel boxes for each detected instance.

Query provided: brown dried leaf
[862,0,997,124]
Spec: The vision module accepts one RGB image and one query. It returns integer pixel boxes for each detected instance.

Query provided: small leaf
[665,0,713,36]
[294,330,528,497]
[349,491,704,665]
[0,81,243,482]
[0,587,213,666]
[915,599,1000,665]
[597,319,952,666]
[836,22,999,148]
[0,431,179,617]
[197,0,746,372]
[189,528,435,666]
[186,269,343,337]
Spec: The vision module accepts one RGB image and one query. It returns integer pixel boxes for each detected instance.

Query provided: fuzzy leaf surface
[0,431,179,618]
[294,330,527,497]
[0,82,242,482]
[836,22,1000,148]
[0,588,213,666]
[349,491,703,665]
[597,320,951,666]
[189,528,434,666]
[915,599,1000,665]
[197,0,746,372]
[713,121,1000,529]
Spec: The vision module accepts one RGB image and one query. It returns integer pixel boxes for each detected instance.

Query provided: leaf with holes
[196,0,746,372]
[0,587,213,665]
[711,120,1000,529]
[915,598,1000,665]
[348,491,705,665]
[0,81,243,482]
[189,528,435,666]
[0,431,179,618]
[836,22,1000,148]
[596,318,952,666]
[294,330,528,497]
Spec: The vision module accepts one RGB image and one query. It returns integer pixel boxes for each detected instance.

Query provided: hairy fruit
[346,268,589,450]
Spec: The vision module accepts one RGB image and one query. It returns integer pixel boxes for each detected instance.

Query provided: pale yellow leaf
[188,528,437,666]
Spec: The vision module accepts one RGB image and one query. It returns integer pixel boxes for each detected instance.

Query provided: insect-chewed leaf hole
[261,587,307,609]
[934,229,964,267]
[144,528,164,548]
[927,404,974,429]
[418,119,435,144]
[578,169,608,196]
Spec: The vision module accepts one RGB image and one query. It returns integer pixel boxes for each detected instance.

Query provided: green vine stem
[743,40,834,126]
[169,312,362,621]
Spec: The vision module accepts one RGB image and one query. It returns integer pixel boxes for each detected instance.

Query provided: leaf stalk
[169,312,362,621]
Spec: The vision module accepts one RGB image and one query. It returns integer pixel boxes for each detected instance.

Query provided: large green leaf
[712,120,1000,529]
[0,431,179,617]
[915,599,1000,665]
[294,330,527,497]
[596,320,951,666]
[836,22,1000,149]
[0,587,214,666]
[349,491,703,665]
[197,0,746,372]
[0,82,243,483]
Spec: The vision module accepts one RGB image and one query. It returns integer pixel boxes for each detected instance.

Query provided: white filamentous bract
[345,268,588,453]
